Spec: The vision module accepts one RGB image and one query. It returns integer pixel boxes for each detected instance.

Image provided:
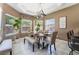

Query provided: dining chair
[0,39,12,55]
[67,31,79,55]
[70,30,74,36]
[70,30,79,39]
[31,33,40,49]
[47,31,58,54]
[24,33,40,52]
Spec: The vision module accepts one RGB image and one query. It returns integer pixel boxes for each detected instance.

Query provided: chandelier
[36,3,46,19]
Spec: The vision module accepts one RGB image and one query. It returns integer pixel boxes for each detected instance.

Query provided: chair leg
[50,45,52,54]
[10,50,12,55]
[24,38,25,44]
[33,44,34,52]
[42,42,44,49]
[38,43,40,49]
[69,49,73,55]
[54,43,56,51]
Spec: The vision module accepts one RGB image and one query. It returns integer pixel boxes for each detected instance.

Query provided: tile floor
[0,38,79,55]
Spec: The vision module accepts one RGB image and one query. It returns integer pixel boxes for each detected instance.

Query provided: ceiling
[7,3,77,16]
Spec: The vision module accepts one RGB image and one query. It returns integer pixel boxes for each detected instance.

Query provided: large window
[45,19,55,33]
[21,19,32,33]
[5,14,21,36]
[5,14,16,34]
[6,14,15,25]
[34,20,43,33]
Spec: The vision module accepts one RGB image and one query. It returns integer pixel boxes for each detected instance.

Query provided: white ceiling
[7,3,77,16]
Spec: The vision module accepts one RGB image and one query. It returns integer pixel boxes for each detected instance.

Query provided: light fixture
[36,3,46,19]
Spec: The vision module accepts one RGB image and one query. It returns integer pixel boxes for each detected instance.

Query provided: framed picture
[59,16,67,28]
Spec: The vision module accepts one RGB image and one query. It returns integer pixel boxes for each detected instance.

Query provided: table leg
[50,45,52,54]
[10,50,12,55]
[42,42,44,49]
[24,38,25,44]
[38,43,40,49]
[33,44,34,52]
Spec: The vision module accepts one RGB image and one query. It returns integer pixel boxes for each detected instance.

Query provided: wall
[0,3,3,42]
[45,4,79,41]
[2,4,20,17]
[2,3,35,19]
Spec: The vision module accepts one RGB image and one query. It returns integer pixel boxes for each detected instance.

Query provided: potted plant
[35,23,40,32]
[13,18,21,31]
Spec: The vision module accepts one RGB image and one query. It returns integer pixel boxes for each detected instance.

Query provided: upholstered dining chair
[0,39,12,55]
[70,30,79,39]
[67,31,79,55]
[47,31,58,54]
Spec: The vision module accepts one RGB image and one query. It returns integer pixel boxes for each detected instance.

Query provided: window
[45,19,55,33]
[6,15,15,25]
[21,19,32,33]
[5,14,15,34]
[5,14,21,35]
[34,20,43,33]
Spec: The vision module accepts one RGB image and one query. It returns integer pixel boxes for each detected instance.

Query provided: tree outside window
[34,20,43,33]
[5,14,21,34]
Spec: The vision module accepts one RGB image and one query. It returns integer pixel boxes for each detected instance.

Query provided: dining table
[35,33,52,49]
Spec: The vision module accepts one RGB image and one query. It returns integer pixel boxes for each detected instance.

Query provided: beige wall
[0,3,3,42]
[2,3,35,19]
[2,4,20,17]
[45,4,79,41]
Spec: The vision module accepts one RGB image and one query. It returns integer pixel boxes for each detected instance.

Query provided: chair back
[67,31,79,51]
[67,31,71,46]
[51,31,58,44]
[67,31,72,39]
[70,30,74,36]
